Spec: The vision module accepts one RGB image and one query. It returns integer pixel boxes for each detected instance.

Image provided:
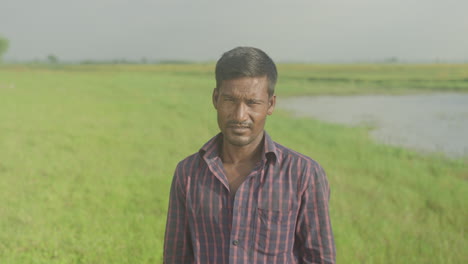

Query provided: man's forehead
[218,76,269,95]
[221,75,267,85]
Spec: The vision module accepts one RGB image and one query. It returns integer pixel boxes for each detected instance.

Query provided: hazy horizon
[1,0,467,63]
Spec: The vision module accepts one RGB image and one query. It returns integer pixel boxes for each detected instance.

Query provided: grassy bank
[0,64,466,263]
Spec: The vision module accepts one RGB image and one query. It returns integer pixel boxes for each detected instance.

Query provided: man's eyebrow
[247,98,265,103]
[220,93,265,103]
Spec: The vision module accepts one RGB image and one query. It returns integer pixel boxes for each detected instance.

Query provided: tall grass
[0,64,466,263]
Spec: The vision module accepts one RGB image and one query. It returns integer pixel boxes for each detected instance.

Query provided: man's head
[215,47,277,97]
[213,47,277,148]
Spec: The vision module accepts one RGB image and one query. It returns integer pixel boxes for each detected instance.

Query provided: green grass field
[0,64,467,263]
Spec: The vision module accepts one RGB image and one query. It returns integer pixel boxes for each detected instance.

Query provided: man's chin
[224,134,252,147]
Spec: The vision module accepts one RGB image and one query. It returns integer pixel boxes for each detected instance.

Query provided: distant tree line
[0,35,9,62]
[79,58,192,65]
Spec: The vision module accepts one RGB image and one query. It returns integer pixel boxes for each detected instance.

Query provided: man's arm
[163,164,193,263]
[295,163,336,264]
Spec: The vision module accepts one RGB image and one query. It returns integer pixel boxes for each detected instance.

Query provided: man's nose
[233,102,248,122]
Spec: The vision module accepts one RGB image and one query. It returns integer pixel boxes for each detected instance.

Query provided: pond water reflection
[278,93,468,158]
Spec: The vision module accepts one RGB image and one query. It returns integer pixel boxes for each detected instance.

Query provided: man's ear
[212,88,219,110]
[267,95,276,115]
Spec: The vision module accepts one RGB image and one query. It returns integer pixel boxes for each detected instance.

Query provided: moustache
[227,121,253,128]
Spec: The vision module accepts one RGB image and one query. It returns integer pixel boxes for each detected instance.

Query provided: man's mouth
[228,125,251,133]
[228,121,251,128]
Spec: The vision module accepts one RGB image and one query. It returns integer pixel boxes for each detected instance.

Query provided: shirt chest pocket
[254,207,295,255]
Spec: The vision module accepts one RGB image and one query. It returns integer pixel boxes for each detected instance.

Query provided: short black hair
[215,47,277,97]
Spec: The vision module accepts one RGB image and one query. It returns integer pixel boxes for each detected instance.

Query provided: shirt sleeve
[294,163,336,264]
[163,163,194,263]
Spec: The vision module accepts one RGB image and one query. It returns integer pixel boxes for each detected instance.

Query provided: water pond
[278,93,468,158]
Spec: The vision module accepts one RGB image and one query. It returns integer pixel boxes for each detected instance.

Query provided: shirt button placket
[232,239,239,246]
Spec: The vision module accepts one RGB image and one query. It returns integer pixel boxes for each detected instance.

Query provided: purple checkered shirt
[164,132,335,263]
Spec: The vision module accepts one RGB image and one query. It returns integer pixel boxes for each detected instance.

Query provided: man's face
[213,76,276,147]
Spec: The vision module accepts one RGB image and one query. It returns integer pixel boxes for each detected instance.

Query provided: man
[164,47,335,263]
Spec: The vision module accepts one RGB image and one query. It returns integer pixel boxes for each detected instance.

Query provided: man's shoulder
[174,134,220,175]
[273,141,328,191]
[273,140,322,168]
[175,152,203,171]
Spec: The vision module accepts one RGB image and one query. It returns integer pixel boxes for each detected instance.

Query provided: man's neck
[221,132,264,165]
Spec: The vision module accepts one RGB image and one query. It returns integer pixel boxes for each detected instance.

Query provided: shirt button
[232,240,239,246]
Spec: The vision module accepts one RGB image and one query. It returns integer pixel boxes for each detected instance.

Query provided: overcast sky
[1,0,467,62]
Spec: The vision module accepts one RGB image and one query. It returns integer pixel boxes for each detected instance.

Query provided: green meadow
[0,64,467,263]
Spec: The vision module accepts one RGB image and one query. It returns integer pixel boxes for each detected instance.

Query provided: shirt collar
[199,131,278,163]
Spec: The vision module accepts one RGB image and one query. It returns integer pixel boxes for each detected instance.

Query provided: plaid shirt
[164,132,335,264]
